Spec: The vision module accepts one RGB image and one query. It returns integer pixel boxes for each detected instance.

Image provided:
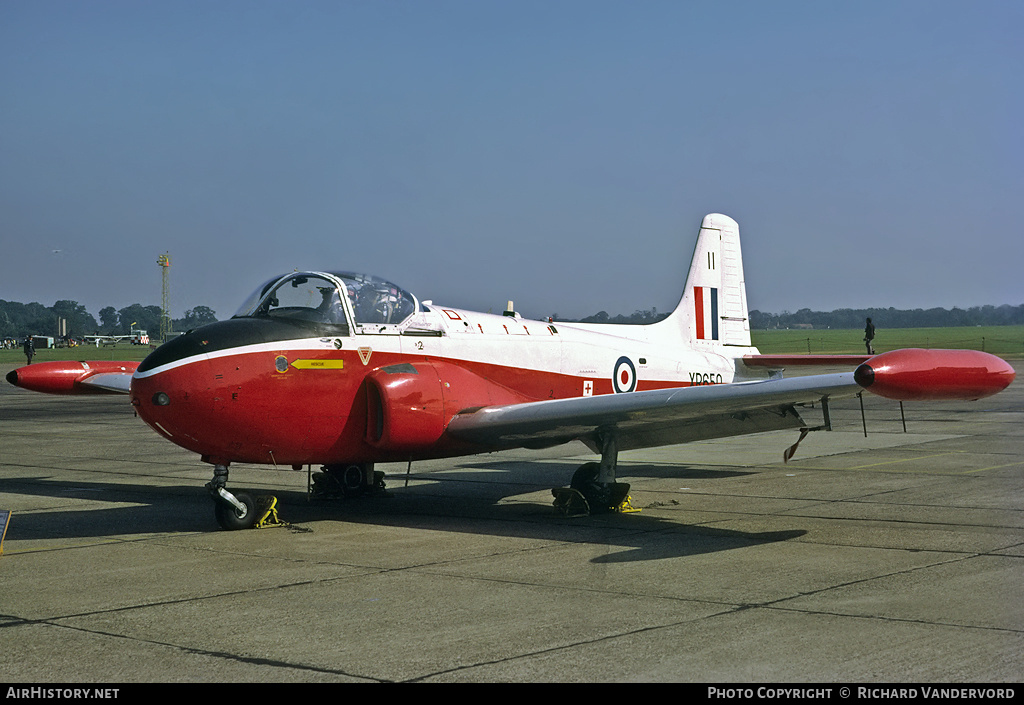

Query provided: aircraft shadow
[2,469,803,564]
[454,459,756,481]
[294,494,807,564]
[2,477,220,537]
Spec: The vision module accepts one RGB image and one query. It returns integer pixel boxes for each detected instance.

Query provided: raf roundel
[613,356,637,393]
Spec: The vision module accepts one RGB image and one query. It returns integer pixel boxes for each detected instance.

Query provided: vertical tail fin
[656,213,751,348]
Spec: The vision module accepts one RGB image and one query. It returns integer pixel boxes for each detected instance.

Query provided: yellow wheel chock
[616,495,640,513]
[552,488,641,517]
[253,495,287,529]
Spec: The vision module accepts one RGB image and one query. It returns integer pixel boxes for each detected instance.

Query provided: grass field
[3,325,1022,367]
[751,325,1024,357]
[1,345,153,366]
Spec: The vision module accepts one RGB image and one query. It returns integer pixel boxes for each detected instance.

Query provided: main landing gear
[552,433,638,517]
[309,463,386,501]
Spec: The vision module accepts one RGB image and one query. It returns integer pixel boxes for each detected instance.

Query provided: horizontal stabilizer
[744,354,873,367]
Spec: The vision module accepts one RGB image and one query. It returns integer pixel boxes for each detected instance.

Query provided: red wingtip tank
[854,349,1016,402]
[5,361,138,395]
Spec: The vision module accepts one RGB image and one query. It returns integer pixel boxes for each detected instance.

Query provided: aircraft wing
[447,348,1015,454]
[447,372,859,453]
[75,371,134,394]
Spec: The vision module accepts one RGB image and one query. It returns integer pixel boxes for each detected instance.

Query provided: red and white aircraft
[7,214,1015,529]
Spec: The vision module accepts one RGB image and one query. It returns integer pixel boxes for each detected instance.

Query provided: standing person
[23,336,35,365]
[864,318,876,355]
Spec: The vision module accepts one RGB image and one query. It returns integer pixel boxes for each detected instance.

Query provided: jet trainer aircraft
[7,214,1015,529]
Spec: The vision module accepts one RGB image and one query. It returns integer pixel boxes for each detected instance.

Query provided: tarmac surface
[1,360,1021,683]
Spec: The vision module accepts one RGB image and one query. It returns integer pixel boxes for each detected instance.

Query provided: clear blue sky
[2,1,1021,323]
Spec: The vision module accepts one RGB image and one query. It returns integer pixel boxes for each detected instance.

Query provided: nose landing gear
[213,488,258,530]
[206,463,283,530]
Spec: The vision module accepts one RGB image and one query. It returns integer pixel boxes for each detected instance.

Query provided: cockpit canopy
[233,271,419,329]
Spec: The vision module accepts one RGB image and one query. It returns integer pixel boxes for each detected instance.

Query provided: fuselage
[129,271,757,467]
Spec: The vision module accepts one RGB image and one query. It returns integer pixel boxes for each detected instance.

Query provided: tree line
[563,303,1024,329]
[0,299,218,340]
[748,304,1024,330]
[4,298,1022,340]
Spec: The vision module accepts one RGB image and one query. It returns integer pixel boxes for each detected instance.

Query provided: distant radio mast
[157,253,171,340]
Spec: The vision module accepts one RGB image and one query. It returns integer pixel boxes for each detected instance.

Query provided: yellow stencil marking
[290,359,345,370]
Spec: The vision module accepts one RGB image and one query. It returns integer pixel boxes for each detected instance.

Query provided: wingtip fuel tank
[854,349,1015,401]
[5,361,138,395]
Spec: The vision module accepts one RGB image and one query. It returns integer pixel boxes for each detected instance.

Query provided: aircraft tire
[214,491,258,530]
[569,462,629,514]
[570,462,601,492]
[570,462,611,513]
[341,464,365,493]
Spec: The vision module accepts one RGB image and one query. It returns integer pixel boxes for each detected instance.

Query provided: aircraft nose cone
[854,363,874,389]
[6,370,18,386]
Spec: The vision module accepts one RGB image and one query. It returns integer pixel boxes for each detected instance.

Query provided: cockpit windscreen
[232,271,418,329]
[237,273,349,326]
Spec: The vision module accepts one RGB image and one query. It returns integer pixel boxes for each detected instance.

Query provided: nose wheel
[206,463,265,530]
[213,489,258,530]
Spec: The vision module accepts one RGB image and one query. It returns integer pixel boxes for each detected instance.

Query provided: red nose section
[5,361,138,395]
[854,349,1016,401]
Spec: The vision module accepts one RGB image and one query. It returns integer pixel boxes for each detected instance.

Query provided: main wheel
[214,491,258,530]
[311,464,371,499]
[569,463,629,514]
[570,462,601,493]
[340,464,365,494]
